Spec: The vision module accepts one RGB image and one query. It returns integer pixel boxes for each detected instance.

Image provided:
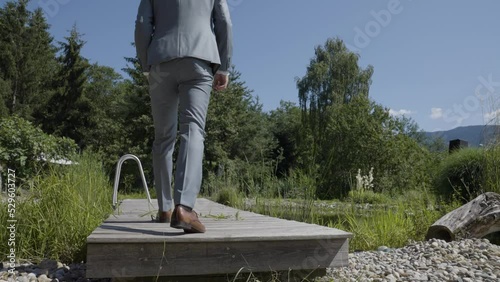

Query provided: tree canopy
[0,2,437,200]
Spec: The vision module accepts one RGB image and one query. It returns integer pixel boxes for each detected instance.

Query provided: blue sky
[22,0,500,132]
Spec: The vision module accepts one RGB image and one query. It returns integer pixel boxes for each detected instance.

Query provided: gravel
[2,238,499,281]
[0,261,97,282]
[323,238,500,282]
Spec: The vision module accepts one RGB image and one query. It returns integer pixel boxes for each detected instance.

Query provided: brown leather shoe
[153,210,172,223]
[170,205,206,233]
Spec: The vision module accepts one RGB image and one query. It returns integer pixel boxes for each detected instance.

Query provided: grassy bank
[0,153,113,262]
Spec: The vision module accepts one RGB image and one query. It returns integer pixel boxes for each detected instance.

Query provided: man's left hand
[213,73,229,91]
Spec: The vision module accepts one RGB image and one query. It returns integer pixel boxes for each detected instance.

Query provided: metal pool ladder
[112,154,153,209]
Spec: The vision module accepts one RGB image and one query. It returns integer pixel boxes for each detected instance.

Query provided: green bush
[434,148,486,203]
[0,116,78,182]
[315,96,434,199]
[203,158,280,199]
[0,152,112,262]
[347,190,391,204]
[215,186,244,207]
[484,143,500,194]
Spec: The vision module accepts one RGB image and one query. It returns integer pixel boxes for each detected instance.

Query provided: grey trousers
[149,57,213,212]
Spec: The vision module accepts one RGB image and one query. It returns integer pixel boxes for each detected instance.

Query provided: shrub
[434,148,486,203]
[215,186,243,207]
[0,116,78,182]
[316,96,434,199]
[348,190,391,204]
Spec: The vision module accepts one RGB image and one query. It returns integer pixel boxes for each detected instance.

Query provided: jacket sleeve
[213,0,233,73]
[134,0,154,72]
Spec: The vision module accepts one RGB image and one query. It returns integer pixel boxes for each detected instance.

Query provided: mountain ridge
[424,125,499,147]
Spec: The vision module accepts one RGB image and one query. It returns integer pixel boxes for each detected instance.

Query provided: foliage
[0,0,57,119]
[204,68,276,179]
[268,101,313,177]
[80,63,126,154]
[484,143,500,194]
[272,189,457,251]
[35,25,91,148]
[0,152,113,262]
[296,37,374,164]
[295,38,433,199]
[434,148,486,203]
[0,78,10,117]
[214,185,244,208]
[347,190,391,205]
[348,168,390,204]
[226,186,456,252]
[203,158,272,199]
[0,3,485,264]
[115,55,155,191]
[0,116,77,181]
[421,135,448,153]
[318,94,432,198]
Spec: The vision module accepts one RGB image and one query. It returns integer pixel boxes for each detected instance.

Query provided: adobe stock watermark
[432,74,500,127]
[289,238,350,280]
[110,267,135,282]
[147,65,171,91]
[346,0,411,53]
[6,169,17,275]
[38,0,72,18]
[227,0,244,12]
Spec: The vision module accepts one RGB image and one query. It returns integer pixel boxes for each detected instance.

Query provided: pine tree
[25,8,58,114]
[0,0,31,116]
[0,0,57,119]
[40,25,90,148]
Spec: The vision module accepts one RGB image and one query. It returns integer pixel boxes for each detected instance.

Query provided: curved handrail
[112,154,153,209]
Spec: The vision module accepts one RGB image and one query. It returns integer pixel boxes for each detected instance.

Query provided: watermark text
[6,169,17,274]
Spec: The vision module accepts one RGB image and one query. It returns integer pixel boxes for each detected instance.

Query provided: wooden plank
[88,225,351,241]
[89,199,352,240]
[86,238,349,278]
[86,198,352,279]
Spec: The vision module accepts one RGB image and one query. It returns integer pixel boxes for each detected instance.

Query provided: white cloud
[389,109,413,117]
[484,109,500,123]
[430,108,443,119]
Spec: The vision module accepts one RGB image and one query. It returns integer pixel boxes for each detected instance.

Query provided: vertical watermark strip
[6,169,17,275]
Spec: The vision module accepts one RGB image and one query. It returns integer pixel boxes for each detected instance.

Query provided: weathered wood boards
[86,198,352,279]
[426,192,500,241]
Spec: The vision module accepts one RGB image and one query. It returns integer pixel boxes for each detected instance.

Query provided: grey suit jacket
[135,0,233,74]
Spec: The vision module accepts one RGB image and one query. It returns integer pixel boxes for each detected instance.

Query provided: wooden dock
[86,199,352,281]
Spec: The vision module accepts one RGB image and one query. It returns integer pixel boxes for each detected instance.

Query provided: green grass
[204,162,455,252]
[2,142,494,267]
[0,152,113,263]
[210,182,461,252]
[484,142,500,194]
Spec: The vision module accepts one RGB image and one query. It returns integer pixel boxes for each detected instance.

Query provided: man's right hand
[213,73,229,91]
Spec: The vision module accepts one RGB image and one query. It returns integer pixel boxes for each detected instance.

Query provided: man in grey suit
[135,0,233,233]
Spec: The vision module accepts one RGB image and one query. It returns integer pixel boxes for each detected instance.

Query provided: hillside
[425,125,500,147]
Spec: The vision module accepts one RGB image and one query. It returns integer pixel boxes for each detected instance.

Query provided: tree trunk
[426,192,500,241]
